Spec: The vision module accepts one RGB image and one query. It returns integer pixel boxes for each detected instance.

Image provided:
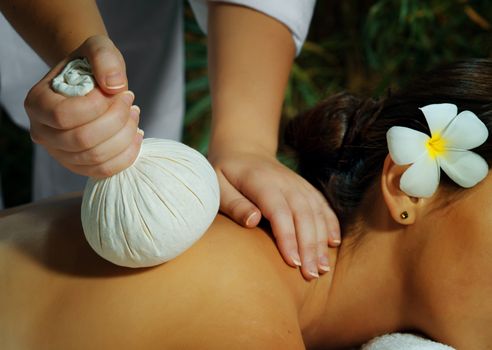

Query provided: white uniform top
[0,0,315,205]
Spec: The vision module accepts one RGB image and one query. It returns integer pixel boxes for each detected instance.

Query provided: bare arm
[207,2,340,280]
[0,0,106,66]
[207,2,295,157]
[1,0,140,177]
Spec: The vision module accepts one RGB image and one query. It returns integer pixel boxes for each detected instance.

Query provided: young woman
[1,59,492,349]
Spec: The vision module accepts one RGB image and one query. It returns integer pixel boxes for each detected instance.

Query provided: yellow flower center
[426,133,447,159]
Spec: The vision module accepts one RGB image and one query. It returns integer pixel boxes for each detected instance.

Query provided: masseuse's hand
[209,148,341,281]
[25,35,142,178]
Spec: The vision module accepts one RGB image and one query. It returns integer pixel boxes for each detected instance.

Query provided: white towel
[362,333,455,350]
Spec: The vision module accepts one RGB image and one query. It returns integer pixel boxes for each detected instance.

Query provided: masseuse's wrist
[208,132,278,162]
[209,114,279,157]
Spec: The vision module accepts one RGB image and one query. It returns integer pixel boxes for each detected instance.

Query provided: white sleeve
[188,0,316,55]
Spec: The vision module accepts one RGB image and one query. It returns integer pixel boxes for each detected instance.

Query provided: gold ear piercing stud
[400,211,409,220]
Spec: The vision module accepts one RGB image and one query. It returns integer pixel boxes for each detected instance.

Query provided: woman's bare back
[0,195,309,349]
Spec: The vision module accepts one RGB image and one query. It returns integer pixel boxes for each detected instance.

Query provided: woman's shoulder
[109,210,308,348]
[150,215,307,348]
[0,195,307,349]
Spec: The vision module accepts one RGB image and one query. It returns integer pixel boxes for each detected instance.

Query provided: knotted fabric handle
[52,58,96,97]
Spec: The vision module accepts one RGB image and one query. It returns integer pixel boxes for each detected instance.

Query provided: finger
[313,191,341,247]
[254,190,301,269]
[31,57,72,91]
[58,131,143,178]
[49,88,120,130]
[78,36,128,93]
[305,192,331,273]
[25,64,67,128]
[325,209,341,247]
[49,105,140,166]
[301,177,342,247]
[39,91,134,152]
[25,57,108,130]
[289,197,320,280]
[34,86,120,130]
[29,119,48,145]
[228,173,301,268]
[216,170,261,228]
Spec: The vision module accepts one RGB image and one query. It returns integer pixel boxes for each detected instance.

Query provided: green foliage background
[1,0,491,208]
[184,0,492,151]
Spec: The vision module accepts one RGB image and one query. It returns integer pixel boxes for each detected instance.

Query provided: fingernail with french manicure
[308,265,319,278]
[130,105,140,121]
[291,253,302,267]
[319,256,330,272]
[331,233,341,246]
[122,91,135,106]
[137,128,144,137]
[106,72,126,89]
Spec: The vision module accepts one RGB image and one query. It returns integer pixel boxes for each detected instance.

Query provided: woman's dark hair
[284,59,492,231]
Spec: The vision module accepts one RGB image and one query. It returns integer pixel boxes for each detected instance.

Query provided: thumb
[77,35,128,94]
[216,170,262,228]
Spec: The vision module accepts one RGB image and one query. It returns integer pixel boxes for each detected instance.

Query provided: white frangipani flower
[386,103,489,198]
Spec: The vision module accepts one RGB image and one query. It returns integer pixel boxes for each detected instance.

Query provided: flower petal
[387,126,429,165]
[440,150,489,188]
[400,154,440,198]
[420,103,457,135]
[441,110,489,150]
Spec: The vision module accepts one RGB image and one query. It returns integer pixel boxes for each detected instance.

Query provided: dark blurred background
[1,0,491,208]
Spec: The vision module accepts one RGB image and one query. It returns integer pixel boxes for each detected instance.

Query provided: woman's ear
[380,154,422,225]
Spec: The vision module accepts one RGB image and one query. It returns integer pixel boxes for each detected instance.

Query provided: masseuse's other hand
[25,35,142,178]
[209,149,341,281]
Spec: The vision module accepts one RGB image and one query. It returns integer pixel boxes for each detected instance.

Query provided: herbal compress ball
[53,59,220,267]
[81,138,220,267]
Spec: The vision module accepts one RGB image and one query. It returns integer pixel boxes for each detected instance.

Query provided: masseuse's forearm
[207,2,295,156]
[0,0,106,66]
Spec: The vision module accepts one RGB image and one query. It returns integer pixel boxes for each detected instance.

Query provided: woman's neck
[299,219,415,349]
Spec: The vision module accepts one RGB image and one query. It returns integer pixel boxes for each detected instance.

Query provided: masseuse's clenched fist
[25,35,142,178]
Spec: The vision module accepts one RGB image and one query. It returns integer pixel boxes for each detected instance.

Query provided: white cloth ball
[52,59,219,268]
[362,333,455,350]
[51,58,95,97]
[81,138,220,267]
